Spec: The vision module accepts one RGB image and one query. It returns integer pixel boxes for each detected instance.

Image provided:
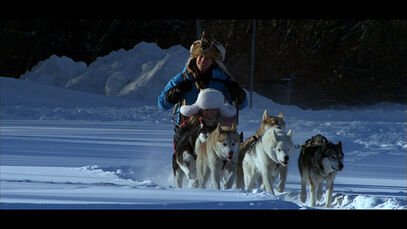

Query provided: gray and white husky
[242,127,295,194]
[298,134,344,207]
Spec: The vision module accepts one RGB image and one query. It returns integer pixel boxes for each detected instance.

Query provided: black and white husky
[298,134,344,207]
[172,122,215,188]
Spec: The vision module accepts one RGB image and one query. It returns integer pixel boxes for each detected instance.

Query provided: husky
[196,123,241,189]
[194,122,215,155]
[195,124,243,189]
[220,131,243,189]
[236,109,286,189]
[298,134,344,207]
[242,127,295,194]
[172,122,215,188]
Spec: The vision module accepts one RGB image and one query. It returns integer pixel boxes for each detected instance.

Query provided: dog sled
[171,88,241,188]
[171,93,240,150]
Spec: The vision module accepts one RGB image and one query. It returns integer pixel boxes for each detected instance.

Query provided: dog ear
[336,141,342,150]
[262,109,268,121]
[278,112,284,118]
[231,123,237,132]
[287,129,292,138]
[320,137,327,154]
[217,123,223,133]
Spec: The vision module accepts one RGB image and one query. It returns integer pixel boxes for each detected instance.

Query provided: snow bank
[20,55,87,88]
[10,40,407,123]
[20,42,189,105]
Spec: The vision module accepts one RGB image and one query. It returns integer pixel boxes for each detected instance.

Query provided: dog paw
[191,179,199,188]
[276,184,285,193]
[252,188,263,194]
[260,184,265,191]
[300,192,307,203]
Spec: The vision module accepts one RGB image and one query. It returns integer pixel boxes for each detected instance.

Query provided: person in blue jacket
[157,33,248,127]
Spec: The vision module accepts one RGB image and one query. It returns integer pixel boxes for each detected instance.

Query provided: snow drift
[20,42,189,105]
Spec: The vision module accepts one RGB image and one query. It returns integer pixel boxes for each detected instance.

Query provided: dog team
[171,90,344,208]
[157,34,344,207]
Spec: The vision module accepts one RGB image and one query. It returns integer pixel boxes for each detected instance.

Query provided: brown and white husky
[196,124,242,189]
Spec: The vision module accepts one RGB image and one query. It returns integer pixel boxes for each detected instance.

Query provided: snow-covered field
[1,42,406,209]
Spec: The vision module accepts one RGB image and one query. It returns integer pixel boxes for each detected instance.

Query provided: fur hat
[189,33,225,62]
[186,34,236,84]
[180,88,236,117]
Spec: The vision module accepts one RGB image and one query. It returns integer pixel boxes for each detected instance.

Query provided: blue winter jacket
[157,65,248,122]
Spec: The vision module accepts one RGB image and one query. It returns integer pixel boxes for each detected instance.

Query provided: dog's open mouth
[332,166,342,171]
[279,160,288,166]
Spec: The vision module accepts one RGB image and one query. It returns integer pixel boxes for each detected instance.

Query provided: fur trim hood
[180,88,236,118]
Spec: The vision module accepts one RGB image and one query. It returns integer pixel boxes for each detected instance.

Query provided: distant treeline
[1,19,406,109]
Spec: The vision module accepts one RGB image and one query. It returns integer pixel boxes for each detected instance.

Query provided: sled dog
[196,123,241,189]
[242,127,295,194]
[236,109,286,189]
[220,131,243,189]
[195,124,243,189]
[194,122,215,156]
[298,134,344,207]
[172,122,215,188]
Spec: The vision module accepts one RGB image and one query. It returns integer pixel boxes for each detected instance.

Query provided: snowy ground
[1,42,406,209]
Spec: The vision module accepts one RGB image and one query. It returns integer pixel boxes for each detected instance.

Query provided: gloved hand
[165,80,193,104]
[226,80,246,105]
[177,79,193,93]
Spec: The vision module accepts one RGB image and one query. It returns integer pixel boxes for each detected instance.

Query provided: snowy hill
[20,42,189,105]
[0,42,406,209]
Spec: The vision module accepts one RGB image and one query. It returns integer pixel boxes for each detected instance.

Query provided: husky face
[321,142,344,173]
[197,122,214,144]
[264,128,294,166]
[261,109,286,131]
[215,124,241,161]
[197,132,208,144]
